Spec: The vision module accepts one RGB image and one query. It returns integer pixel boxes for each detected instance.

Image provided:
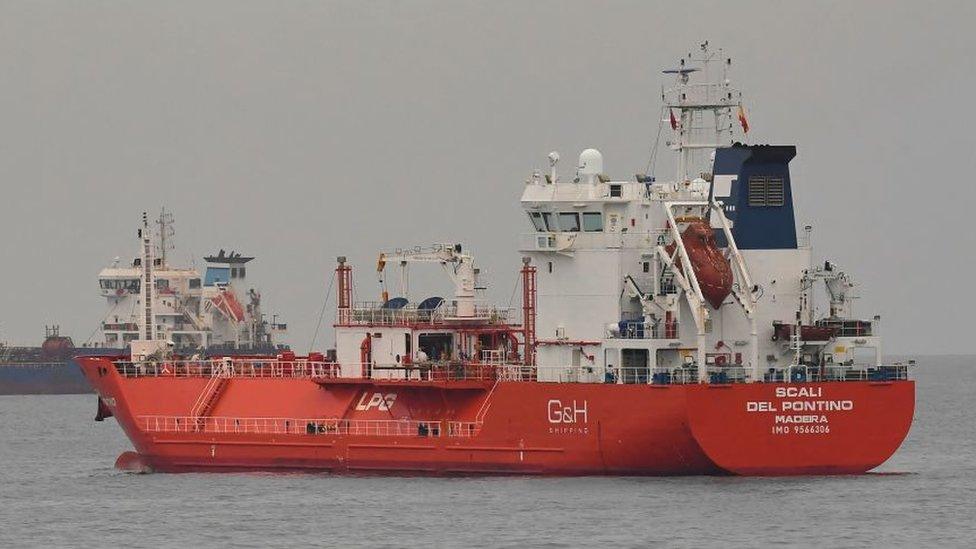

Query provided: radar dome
[578,149,603,177]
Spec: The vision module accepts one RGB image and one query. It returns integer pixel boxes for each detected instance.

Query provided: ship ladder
[190,375,229,431]
[181,304,207,332]
[464,377,501,437]
[787,330,803,382]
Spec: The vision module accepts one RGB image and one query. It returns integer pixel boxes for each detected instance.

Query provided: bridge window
[582,212,603,232]
[541,212,555,231]
[528,212,545,232]
[101,279,140,291]
[189,278,201,289]
[747,176,785,207]
[558,212,580,232]
[610,184,622,198]
[530,212,556,232]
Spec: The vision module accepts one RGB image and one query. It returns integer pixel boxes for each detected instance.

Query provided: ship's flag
[737,104,750,133]
[669,109,679,130]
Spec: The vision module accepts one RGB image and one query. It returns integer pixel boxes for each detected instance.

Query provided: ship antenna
[644,104,666,177]
[139,212,155,342]
[662,42,744,184]
[156,207,175,267]
[130,211,174,361]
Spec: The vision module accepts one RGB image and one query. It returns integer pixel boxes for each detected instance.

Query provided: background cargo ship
[0,211,288,395]
[80,44,915,475]
[0,327,117,394]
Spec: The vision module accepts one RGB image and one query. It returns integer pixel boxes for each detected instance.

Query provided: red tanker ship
[78,45,914,475]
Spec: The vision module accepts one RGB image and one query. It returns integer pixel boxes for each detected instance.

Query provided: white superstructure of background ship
[96,210,287,353]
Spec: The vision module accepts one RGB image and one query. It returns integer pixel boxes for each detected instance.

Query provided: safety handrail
[339,302,515,326]
[114,359,340,379]
[112,359,912,385]
[138,415,481,438]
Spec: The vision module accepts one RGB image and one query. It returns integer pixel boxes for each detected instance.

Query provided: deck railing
[763,364,909,383]
[113,358,912,385]
[518,230,671,252]
[139,415,481,437]
[114,359,338,379]
[340,302,514,326]
[610,321,680,340]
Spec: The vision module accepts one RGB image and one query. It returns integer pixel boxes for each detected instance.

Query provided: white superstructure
[97,211,287,352]
[519,43,882,384]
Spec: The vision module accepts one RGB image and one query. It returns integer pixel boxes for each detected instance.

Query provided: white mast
[659,43,759,382]
[663,41,744,184]
[156,207,175,268]
[139,212,155,341]
[131,211,170,361]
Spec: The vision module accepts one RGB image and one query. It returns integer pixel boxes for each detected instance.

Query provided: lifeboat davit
[666,220,733,309]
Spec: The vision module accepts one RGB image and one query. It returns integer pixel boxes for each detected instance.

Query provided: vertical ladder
[521,258,537,366]
[788,326,803,382]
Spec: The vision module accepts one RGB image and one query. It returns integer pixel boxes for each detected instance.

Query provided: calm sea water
[0,356,972,548]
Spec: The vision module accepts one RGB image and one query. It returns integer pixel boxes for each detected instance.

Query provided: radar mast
[156,207,175,267]
[662,41,747,184]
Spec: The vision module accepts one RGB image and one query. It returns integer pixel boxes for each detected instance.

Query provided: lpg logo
[355,392,397,412]
[548,399,588,424]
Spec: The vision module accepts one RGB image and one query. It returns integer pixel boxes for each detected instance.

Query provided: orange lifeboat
[666,220,733,309]
[210,290,246,322]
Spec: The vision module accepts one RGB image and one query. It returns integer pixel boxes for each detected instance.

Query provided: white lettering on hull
[743,386,855,436]
[355,392,397,412]
[547,399,588,424]
[546,399,590,436]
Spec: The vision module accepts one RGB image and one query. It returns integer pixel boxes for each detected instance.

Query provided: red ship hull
[78,357,914,476]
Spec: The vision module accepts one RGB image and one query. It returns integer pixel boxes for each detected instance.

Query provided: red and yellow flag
[737,105,750,134]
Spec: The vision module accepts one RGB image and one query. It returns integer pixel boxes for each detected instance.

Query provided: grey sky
[1,1,973,354]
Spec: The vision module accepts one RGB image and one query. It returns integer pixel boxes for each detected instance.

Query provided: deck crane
[376,243,478,317]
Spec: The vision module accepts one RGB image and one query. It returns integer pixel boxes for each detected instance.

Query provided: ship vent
[747,176,785,207]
